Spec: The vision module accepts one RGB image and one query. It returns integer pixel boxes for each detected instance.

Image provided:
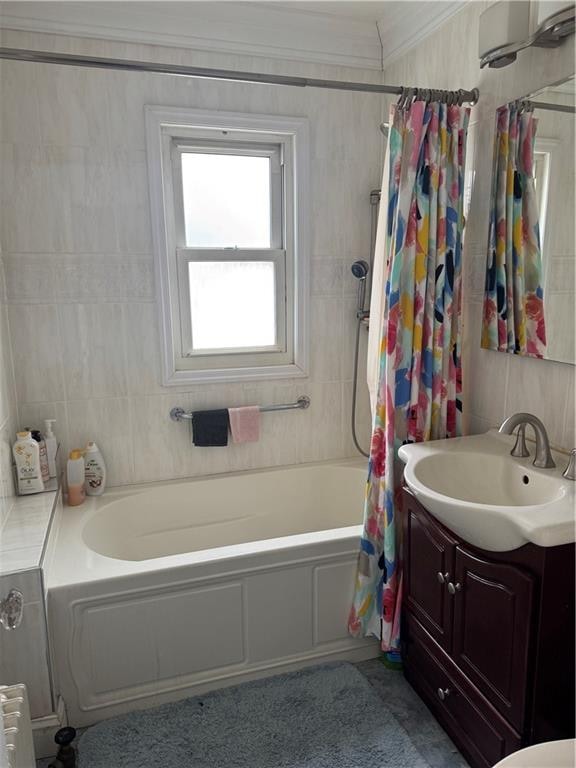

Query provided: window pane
[181,153,271,247]
[188,261,276,350]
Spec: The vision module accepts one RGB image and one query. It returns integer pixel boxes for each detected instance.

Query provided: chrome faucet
[563,449,576,480]
[499,413,556,469]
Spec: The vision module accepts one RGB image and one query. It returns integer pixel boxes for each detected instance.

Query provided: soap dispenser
[44,418,58,478]
[31,429,50,483]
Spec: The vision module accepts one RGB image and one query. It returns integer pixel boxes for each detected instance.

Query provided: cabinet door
[451,546,534,731]
[404,495,457,652]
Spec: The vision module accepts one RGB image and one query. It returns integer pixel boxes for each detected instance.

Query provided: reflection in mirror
[482,76,575,365]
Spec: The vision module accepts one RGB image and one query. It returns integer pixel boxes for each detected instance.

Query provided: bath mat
[78,662,429,768]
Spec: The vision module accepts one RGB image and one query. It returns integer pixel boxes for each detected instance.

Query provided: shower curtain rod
[531,100,576,114]
[0,47,480,104]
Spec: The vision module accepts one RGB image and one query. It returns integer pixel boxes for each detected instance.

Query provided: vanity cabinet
[402,488,575,768]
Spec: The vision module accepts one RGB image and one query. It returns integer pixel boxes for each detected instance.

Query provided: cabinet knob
[447,582,462,595]
[436,572,450,584]
[437,687,451,701]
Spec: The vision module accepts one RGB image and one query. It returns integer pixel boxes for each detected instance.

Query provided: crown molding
[0,1,469,75]
[0,2,383,71]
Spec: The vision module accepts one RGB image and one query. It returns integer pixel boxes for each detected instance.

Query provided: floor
[36,660,468,767]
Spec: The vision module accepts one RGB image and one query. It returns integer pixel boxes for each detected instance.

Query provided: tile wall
[0,28,384,487]
[0,247,17,533]
[382,1,575,451]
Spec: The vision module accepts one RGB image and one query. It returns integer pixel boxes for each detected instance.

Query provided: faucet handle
[562,449,576,481]
[511,424,530,458]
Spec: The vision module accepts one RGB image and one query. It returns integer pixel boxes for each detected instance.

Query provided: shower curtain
[349,98,470,651]
[482,104,546,357]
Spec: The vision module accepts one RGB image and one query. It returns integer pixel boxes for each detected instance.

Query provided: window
[145,107,309,385]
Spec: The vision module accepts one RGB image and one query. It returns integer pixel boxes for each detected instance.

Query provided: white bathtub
[44,460,378,726]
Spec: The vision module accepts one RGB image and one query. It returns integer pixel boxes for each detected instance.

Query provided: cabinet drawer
[404,616,521,768]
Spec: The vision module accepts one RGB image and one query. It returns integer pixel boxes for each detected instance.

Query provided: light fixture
[479,2,575,69]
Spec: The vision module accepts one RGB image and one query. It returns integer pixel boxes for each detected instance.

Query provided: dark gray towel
[192,409,229,446]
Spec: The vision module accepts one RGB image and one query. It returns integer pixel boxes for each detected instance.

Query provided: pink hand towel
[228,406,261,443]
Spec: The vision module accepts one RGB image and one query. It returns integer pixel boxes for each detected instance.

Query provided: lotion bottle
[44,419,58,478]
[13,431,44,495]
[84,442,106,496]
[67,450,86,506]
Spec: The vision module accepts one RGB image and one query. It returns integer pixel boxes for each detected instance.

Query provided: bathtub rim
[43,458,367,590]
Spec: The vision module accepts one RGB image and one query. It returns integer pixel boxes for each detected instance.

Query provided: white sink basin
[399,431,575,552]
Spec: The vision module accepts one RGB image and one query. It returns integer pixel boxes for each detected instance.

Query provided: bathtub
[44,460,379,726]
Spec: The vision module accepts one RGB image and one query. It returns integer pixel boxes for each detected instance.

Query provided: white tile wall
[0,29,382,486]
[0,252,17,535]
[382,1,575,451]
[4,6,572,489]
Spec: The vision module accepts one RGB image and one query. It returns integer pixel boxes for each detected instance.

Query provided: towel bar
[170,396,311,422]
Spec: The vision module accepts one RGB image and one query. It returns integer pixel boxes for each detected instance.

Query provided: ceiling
[0,1,467,71]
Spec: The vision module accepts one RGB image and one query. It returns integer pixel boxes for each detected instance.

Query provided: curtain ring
[402,87,410,110]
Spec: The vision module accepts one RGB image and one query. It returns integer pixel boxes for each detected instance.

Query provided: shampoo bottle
[13,431,44,495]
[67,450,86,506]
[31,429,50,483]
[44,419,58,478]
[84,442,106,496]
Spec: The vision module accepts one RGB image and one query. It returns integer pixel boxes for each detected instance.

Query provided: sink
[399,431,575,551]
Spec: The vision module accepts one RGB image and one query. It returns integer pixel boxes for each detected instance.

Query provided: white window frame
[145,106,310,386]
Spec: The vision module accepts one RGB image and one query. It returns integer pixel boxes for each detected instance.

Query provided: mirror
[482,75,575,365]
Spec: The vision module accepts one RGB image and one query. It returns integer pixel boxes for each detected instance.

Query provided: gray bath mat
[78,662,429,767]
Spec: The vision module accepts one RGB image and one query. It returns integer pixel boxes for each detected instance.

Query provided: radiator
[1,685,35,768]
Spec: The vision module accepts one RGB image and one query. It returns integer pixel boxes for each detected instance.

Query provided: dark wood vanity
[401,487,575,768]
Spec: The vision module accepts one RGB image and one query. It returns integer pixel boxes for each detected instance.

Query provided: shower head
[351,260,369,280]
[351,261,370,316]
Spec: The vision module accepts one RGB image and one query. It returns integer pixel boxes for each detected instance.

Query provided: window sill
[163,362,309,386]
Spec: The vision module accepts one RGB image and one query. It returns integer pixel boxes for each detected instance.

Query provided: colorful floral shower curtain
[482,104,546,357]
[349,99,470,651]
